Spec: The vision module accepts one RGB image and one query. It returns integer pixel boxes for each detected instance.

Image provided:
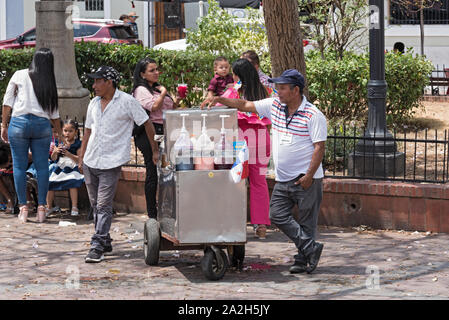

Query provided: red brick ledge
[323,178,449,200]
[117,168,449,233]
[120,168,449,201]
[120,166,146,182]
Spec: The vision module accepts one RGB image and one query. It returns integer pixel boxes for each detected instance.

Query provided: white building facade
[384,0,449,68]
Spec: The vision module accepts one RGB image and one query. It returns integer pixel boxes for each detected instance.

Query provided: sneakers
[103,244,113,256]
[288,242,324,274]
[71,207,79,216]
[289,261,308,274]
[85,248,104,263]
[306,242,324,274]
[255,225,267,239]
[46,206,61,217]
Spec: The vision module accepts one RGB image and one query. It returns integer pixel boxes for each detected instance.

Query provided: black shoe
[86,207,94,221]
[104,244,113,256]
[85,248,104,263]
[289,261,307,274]
[306,242,324,274]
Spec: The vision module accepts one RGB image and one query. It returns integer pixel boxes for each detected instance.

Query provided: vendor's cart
[143,109,247,280]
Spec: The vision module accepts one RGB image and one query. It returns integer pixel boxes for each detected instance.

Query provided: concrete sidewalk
[0,210,448,300]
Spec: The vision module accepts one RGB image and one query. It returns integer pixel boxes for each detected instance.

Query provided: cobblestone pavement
[1,210,449,300]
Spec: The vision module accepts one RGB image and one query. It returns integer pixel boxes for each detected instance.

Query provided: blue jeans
[8,114,52,205]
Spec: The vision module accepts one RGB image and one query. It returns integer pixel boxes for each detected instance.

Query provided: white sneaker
[71,207,79,216]
[46,206,61,217]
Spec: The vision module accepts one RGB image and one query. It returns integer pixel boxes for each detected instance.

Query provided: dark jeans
[269,178,323,264]
[83,164,122,252]
[134,123,163,219]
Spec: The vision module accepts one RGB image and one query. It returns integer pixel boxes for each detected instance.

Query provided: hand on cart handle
[200,96,218,110]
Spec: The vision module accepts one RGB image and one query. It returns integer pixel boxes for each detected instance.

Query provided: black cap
[268,69,305,89]
[87,66,120,84]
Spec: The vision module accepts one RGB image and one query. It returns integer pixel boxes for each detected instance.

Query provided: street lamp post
[348,0,404,177]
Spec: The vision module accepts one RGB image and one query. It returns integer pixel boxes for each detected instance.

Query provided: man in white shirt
[79,66,159,263]
[202,69,327,274]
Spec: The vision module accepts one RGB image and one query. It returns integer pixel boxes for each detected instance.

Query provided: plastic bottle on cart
[194,114,215,170]
[173,113,194,171]
[214,115,234,170]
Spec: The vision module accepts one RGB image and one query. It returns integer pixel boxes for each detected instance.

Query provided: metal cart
[143,108,247,280]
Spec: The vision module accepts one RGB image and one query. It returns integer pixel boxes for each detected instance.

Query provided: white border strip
[103,0,111,19]
[0,0,7,40]
[143,1,148,47]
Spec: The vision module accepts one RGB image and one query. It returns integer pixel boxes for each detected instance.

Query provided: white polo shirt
[84,89,149,170]
[2,69,60,120]
[254,96,327,182]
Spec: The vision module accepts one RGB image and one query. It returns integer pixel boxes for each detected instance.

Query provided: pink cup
[177,83,188,99]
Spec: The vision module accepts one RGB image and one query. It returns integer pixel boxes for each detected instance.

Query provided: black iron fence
[76,117,449,183]
[325,124,449,183]
[427,66,449,96]
[390,0,449,25]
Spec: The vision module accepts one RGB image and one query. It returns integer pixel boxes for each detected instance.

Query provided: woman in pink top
[132,58,180,219]
[223,59,272,239]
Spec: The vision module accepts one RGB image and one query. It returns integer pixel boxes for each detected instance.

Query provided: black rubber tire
[201,248,228,281]
[143,218,160,266]
[228,245,245,270]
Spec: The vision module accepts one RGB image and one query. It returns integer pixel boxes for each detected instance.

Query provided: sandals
[37,205,46,223]
[18,205,29,223]
[255,224,267,239]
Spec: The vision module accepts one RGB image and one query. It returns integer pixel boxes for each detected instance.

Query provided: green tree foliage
[298,0,368,59]
[306,49,433,124]
[0,44,432,123]
[186,0,270,74]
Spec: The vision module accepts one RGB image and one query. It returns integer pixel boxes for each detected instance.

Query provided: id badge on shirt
[280,132,293,145]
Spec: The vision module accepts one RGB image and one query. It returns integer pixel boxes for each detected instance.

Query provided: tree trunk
[263,0,308,97]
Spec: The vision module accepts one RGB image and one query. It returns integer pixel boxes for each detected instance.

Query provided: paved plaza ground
[1,210,449,300]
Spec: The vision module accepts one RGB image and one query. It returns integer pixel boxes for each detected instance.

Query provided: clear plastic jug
[173,113,194,171]
[214,115,234,170]
[194,114,215,170]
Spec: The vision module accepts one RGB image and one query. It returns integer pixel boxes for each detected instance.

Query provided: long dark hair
[132,58,162,96]
[28,48,58,114]
[232,58,268,101]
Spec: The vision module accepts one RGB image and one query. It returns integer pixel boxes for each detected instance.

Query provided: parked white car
[153,39,189,51]
[153,37,317,52]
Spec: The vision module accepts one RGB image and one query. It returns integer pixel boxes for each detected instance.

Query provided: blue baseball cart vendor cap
[268,69,305,89]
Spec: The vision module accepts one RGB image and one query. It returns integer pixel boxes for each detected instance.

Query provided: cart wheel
[228,245,245,270]
[201,248,228,281]
[143,218,160,266]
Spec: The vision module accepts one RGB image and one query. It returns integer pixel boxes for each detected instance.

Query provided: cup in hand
[177,83,188,99]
